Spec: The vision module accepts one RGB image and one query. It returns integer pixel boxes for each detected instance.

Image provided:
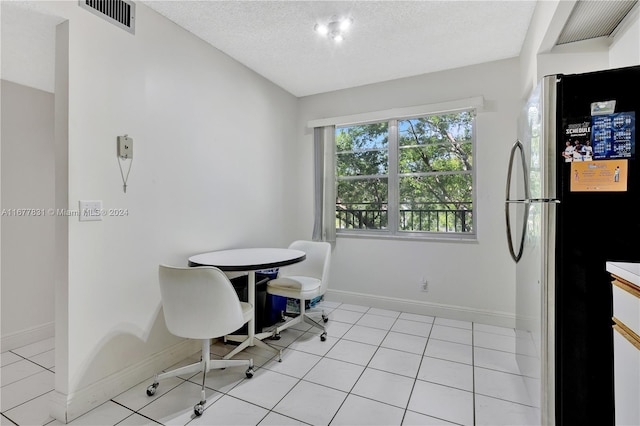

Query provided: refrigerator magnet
[570,159,628,192]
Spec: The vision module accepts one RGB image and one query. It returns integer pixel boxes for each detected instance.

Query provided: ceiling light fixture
[314,16,353,42]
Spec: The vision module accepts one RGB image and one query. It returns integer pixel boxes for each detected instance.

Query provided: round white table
[188,248,306,360]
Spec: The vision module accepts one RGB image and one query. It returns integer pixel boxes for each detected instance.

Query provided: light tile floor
[1,301,541,425]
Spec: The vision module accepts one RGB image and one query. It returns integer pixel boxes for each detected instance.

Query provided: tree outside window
[335,110,475,236]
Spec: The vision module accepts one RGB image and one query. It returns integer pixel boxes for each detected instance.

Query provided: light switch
[79,200,103,222]
[117,135,133,159]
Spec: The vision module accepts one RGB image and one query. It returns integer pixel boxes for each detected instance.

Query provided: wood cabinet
[608,262,640,426]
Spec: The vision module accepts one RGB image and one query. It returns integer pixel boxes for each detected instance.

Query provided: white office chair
[146,265,254,416]
[267,240,331,341]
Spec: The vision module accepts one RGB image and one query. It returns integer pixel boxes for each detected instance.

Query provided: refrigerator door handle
[530,198,561,203]
[505,140,530,263]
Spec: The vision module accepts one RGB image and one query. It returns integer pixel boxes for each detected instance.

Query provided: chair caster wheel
[246,367,254,378]
[320,332,327,341]
[270,333,281,340]
[322,315,329,323]
[146,383,158,396]
[194,403,204,416]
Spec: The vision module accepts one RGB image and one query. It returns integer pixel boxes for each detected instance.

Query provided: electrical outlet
[421,278,429,292]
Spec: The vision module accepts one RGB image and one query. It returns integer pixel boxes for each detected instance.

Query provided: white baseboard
[324,289,515,328]
[49,339,200,423]
[0,322,55,352]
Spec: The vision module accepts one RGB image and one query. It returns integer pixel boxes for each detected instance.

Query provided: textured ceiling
[5,1,635,97]
[141,1,538,97]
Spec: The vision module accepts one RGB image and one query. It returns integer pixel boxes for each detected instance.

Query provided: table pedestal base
[223,271,281,361]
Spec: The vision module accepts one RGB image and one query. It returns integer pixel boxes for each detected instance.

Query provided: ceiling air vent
[78,0,135,34]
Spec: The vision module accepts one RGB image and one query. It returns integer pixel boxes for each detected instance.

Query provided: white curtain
[312,126,336,243]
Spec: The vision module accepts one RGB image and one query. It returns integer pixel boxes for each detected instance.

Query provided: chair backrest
[158,265,247,340]
[278,240,331,295]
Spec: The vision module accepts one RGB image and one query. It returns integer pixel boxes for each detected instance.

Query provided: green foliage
[336,123,388,177]
[336,112,474,232]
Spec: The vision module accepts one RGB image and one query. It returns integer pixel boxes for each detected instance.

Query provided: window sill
[336,231,478,243]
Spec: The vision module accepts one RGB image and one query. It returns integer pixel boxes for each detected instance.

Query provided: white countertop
[606,261,640,286]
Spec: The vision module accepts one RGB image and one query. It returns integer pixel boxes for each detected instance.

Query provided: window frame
[334,110,477,240]
[309,97,483,242]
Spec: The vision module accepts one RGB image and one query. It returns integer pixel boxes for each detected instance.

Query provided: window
[334,109,476,237]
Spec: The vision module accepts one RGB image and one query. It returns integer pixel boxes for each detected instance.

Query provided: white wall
[537,37,611,77]
[520,0,639,89]
[2,0,638,422]
[517,0,574,99]
[1,80,56,348]
[297,58,521,326]
[296,0,640,331]
[609,6,640,68]
[0,0,63,354]
[3,1,299,421]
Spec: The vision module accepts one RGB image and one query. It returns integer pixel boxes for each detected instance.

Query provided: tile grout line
[1,304,536,426]
[472,321,477,426]
[324,305,375,425]
[401,315,435,425]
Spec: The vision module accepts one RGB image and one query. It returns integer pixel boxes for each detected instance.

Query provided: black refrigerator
[506,65,639,425]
